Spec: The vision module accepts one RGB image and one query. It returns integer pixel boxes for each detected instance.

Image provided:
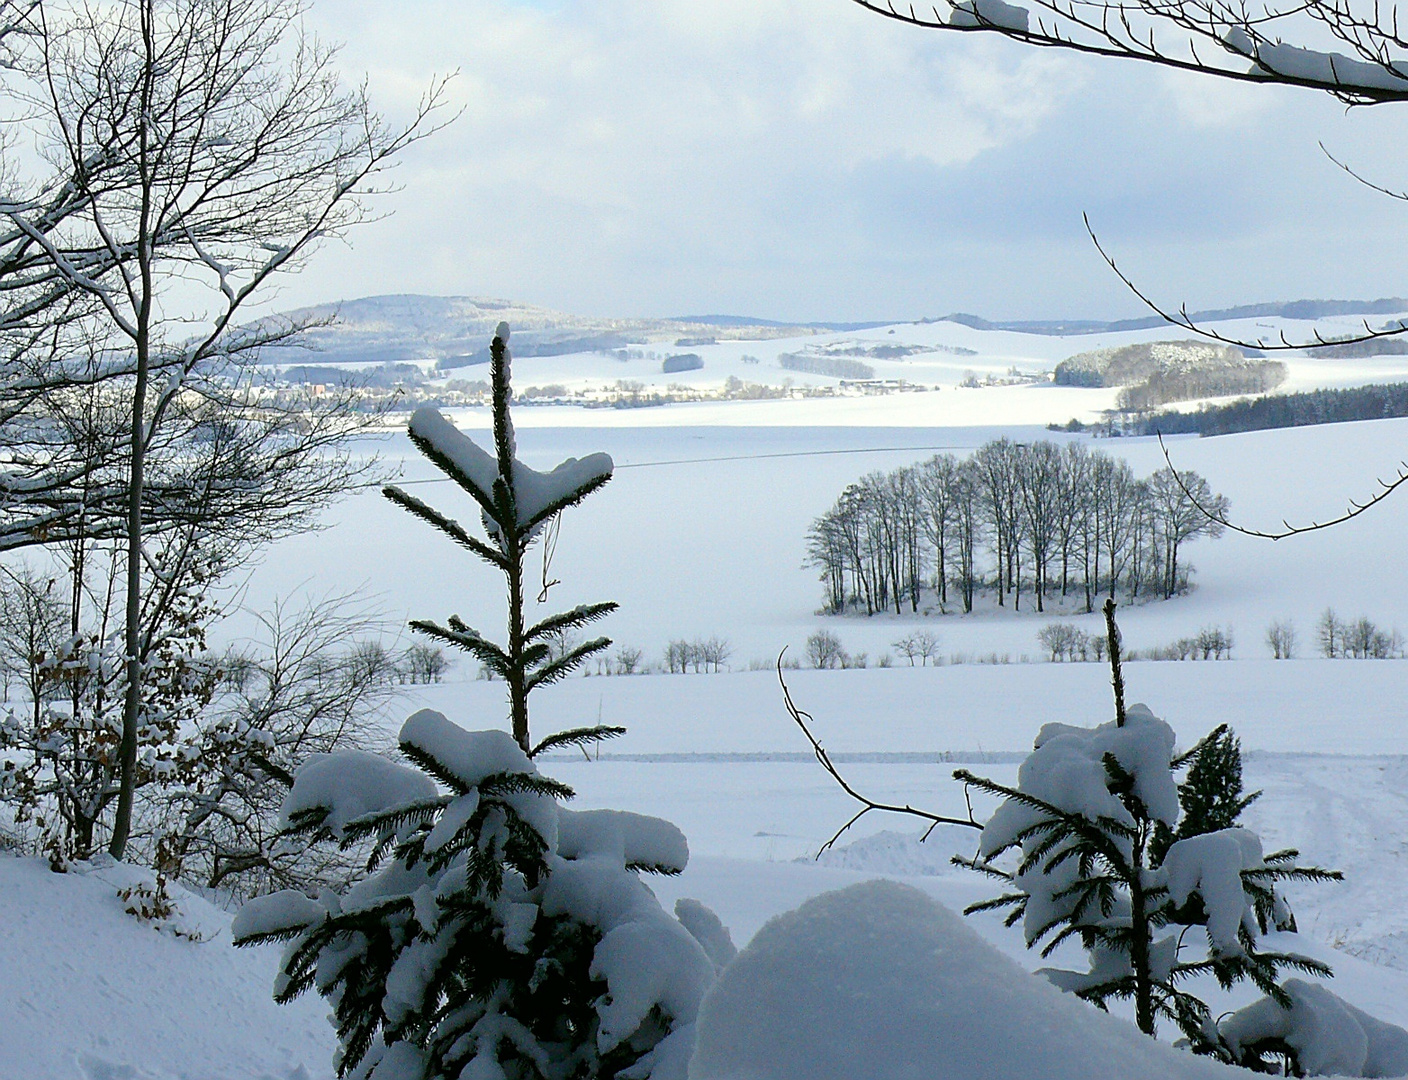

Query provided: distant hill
[937,298,1408,337]
[254,295,843,367]
[250,293,1408,368]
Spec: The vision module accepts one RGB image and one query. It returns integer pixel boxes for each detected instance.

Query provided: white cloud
[279,0,1408,322]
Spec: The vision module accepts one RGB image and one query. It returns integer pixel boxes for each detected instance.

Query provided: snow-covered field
[11,309,1408,1078]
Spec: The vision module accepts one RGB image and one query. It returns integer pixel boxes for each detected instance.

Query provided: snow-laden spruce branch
[778,649,982,853]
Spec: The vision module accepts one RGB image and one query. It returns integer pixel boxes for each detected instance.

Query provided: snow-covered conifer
[1149,723,1260,869]
[234,711,713,1080]
[956,600,1340,1053]
[382,323,619,755]
[237,327,719,1079]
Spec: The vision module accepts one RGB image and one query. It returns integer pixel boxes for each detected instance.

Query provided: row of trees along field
[806,439,1228,617]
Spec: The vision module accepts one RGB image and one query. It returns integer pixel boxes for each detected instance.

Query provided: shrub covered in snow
[957,698,1340,1055]
[234,708,715,1080]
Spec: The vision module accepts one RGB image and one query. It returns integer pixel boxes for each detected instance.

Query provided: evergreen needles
[382,322,621,754]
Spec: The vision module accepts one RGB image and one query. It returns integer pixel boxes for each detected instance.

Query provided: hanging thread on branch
[538,512,562,603]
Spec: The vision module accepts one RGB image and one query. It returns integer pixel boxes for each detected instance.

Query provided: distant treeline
[1137,382,1408,437]
[806,439,1228,618]
[1117,363,1286,411]
[779,352,876,380]
[661,353,704,373]
[1054,340,1286,410]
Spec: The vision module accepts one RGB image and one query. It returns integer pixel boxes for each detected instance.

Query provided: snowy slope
[0,856,333,1080]
[50,300,1408,1078]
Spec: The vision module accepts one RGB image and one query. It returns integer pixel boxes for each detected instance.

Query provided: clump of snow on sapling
[955,599,1341,1057]
[235,325,722,1080]
[1218,978,1408,1077]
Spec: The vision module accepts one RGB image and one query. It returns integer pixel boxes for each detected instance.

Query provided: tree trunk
[1129,834,1156,1035]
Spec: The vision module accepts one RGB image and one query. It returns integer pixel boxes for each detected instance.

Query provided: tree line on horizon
[1134,381,1408,437]
[806,440,1228,617]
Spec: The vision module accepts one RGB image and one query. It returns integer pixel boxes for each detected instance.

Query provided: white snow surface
[673,897,738,971]
[407,406,502,506]
[400,708,532,788]
[540,852,715,1059]
[1220,978,1408,1077]
[0,855,332,1080]
[1222,27,1408,92]
[949,0,1031,30]
[279,748,437,835]
[230,887,325,941]
[557,807,689,872]
[687,879,1236,1080]
[1160,828,1266,954]
[980,703,1179,943]
[987,706,1175,847]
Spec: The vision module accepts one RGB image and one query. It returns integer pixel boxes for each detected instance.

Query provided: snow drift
[687,879,1239,1080]
[0,854,331,1080]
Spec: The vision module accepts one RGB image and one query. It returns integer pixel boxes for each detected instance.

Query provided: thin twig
[778,650,981,856]
[1085,213,1408,353]
[1158,433,1408,539]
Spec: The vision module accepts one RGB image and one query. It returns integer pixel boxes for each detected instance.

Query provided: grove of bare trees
[807,439,1227,617]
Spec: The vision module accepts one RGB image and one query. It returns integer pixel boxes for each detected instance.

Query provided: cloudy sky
[287,0,1408,323]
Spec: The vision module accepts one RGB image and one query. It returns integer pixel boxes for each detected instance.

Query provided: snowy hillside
[256,294,1408,430]
[0,856,332,1080]
[18,300,1408,1078]
[254,294,839,368]
[244,415,1408,664]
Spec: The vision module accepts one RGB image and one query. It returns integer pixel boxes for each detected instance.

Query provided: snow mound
[0,854,332,1079]
[810,827,974,876]
[687,879,1236,1080]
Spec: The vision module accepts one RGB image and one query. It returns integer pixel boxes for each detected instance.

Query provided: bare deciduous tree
[0,0,451,857]
[806,628,846,670]
[808,440,1227,618]
[1266,619,1297,660]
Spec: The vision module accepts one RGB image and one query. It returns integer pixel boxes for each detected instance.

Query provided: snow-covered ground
[0,856,332,1079]
[12,309,1408,1078]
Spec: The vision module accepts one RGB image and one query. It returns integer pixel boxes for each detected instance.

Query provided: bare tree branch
[778,650,981,856]
[1157,432,1408,537]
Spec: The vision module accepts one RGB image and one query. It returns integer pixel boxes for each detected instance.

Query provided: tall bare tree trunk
[110,1,155,860]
